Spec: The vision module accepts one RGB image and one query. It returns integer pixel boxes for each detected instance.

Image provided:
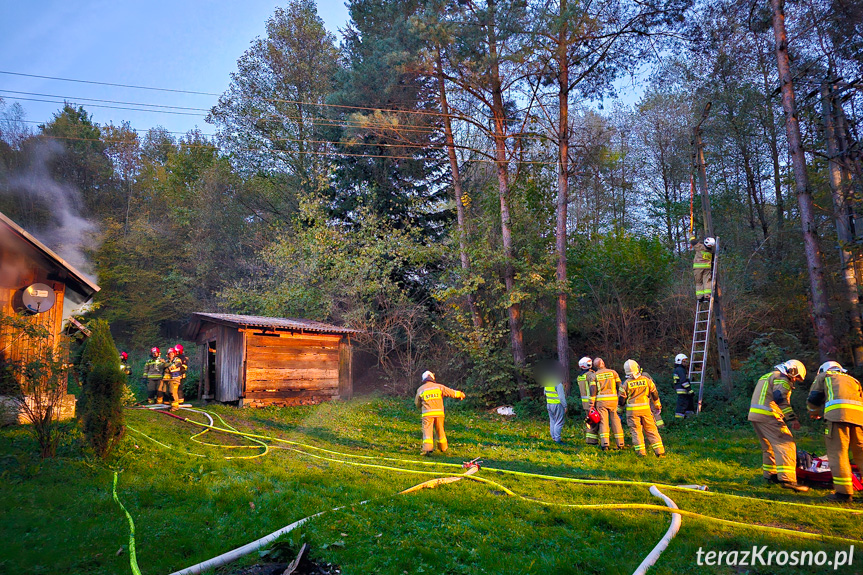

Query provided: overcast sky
[0,0,350,136]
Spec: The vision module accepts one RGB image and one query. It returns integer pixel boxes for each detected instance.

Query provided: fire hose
[114,407,863,575]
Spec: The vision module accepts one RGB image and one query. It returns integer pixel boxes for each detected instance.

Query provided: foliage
[0,312,75,458]
[78,319,125,459]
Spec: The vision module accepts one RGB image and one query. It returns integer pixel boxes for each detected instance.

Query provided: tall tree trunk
[822,82,863,366]
[487,10,527,396]
[554,1,571,392]
[770,0,837,360]
[435,50,483,333]
[758,40,785,234]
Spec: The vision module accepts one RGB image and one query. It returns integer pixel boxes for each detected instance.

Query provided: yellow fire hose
[113,407,862,575]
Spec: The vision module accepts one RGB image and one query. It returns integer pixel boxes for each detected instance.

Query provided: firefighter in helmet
[119,351,131,376]
[807,361,863,501]
[576,356,599,446]
[691,236,715,302]
[619,359,665,457]
[538,361,567,444]
[673,354,696,420]
[142,347,166,404]
[591,357,625,450]
[174,343,188,402]
[414,370,465,455]
[748,360,809,492]
[162,347,184,411]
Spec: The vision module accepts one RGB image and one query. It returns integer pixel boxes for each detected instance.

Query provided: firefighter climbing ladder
[688,238,719,413]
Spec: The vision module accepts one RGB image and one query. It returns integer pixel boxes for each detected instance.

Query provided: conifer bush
[78,319,125,458]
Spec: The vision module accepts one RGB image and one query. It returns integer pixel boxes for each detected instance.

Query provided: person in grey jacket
[539,361,567,444]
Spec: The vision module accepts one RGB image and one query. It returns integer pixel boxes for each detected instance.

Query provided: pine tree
[78,319,125,459]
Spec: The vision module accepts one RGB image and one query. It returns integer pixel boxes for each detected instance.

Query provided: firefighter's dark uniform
[693,240,714,300]
[673,364,695,419]
[748,370,799,483]
[808,371,863,497]
[619,372,665,456]
[415,380,461,453]
[143,357,166,403]
[163,355,184,410]
[592,368,625,449]
[544,379,567,443]
[577,368,599,445]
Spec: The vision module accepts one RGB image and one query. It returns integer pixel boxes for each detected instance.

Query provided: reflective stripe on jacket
[619,373,660,413]
[748,371,796,422]
[576,370,595,411]
[593,368,621,408]
[415,381,458,417]
[143,359,165,379]
[807,371,863,425]
[672,365,692,395]
[164,357,183,380]
[544,382,567,409]
[693,241,713,269]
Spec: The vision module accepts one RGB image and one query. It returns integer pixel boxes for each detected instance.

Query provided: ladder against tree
[689,238,720,413]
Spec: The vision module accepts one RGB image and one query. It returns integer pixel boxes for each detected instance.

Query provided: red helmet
[587,408,601,425]
[174,344,184,354]
[168,347,177,355]
[150,347,160,357]
[120,351,128,361]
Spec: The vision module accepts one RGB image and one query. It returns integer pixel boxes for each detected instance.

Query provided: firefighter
[162,347,184,411]
[748,360,810,492]
[174,343,188,402]
[414,371,465,455]
[119,351,131,376]
[142,347,166,404]
[673,354,696,420]
[591,357,625,450]
[619,360,665,457]
[691,236,715,302]
[576,356,599,445]
[539,361,567,444]
[807,361,863,502]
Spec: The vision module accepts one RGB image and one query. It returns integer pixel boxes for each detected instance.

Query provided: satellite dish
[22,283,56,314]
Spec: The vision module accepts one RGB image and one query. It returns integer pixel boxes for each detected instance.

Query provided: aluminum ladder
[688,237,719,413]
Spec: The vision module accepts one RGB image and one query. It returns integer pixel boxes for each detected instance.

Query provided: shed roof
[188,312,360,336]
[0,210,100,304]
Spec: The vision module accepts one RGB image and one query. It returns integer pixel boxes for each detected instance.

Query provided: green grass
[1,396,861,575]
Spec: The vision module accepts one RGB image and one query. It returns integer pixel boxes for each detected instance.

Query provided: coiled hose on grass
[116,407,862,575]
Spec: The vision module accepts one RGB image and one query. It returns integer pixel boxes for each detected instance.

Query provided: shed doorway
[205,341,216,399]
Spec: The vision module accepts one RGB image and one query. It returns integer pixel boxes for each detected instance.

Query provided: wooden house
[186,313,357,407]
[0,211,100,422]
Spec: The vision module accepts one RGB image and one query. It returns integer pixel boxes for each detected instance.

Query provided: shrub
[78,320,125,459]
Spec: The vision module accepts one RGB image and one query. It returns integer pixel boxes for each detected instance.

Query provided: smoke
[4,139,99,284]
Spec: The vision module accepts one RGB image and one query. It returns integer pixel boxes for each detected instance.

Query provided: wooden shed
[186,313,357,407]
[0,210,100,422]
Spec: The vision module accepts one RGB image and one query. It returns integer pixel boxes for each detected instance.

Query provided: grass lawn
[1,395,861,575]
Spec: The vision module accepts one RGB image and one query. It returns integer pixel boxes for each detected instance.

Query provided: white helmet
[703,237,716,248]
[623,359,642,378]
[818,361,846,374]
[578,356,592,370]
[421,370,435,382]
[674,353,688,365]
[776,359,806,381]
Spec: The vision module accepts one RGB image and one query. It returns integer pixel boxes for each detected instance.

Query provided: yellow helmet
[624,359,642,378]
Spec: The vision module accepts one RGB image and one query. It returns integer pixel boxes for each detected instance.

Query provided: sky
[0,0,351,137]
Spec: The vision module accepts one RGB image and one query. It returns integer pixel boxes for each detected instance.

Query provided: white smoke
[5,139,99,284]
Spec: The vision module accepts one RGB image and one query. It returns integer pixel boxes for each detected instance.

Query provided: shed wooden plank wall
[243,332,343,406]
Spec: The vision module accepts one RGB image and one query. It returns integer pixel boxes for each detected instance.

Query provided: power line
[32,133,560,165]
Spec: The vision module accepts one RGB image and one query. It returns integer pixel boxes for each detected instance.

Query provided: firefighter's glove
[456,391,466,400]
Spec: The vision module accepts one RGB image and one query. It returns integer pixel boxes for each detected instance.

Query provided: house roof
[188,312,360,337]
[0,210,100,303]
